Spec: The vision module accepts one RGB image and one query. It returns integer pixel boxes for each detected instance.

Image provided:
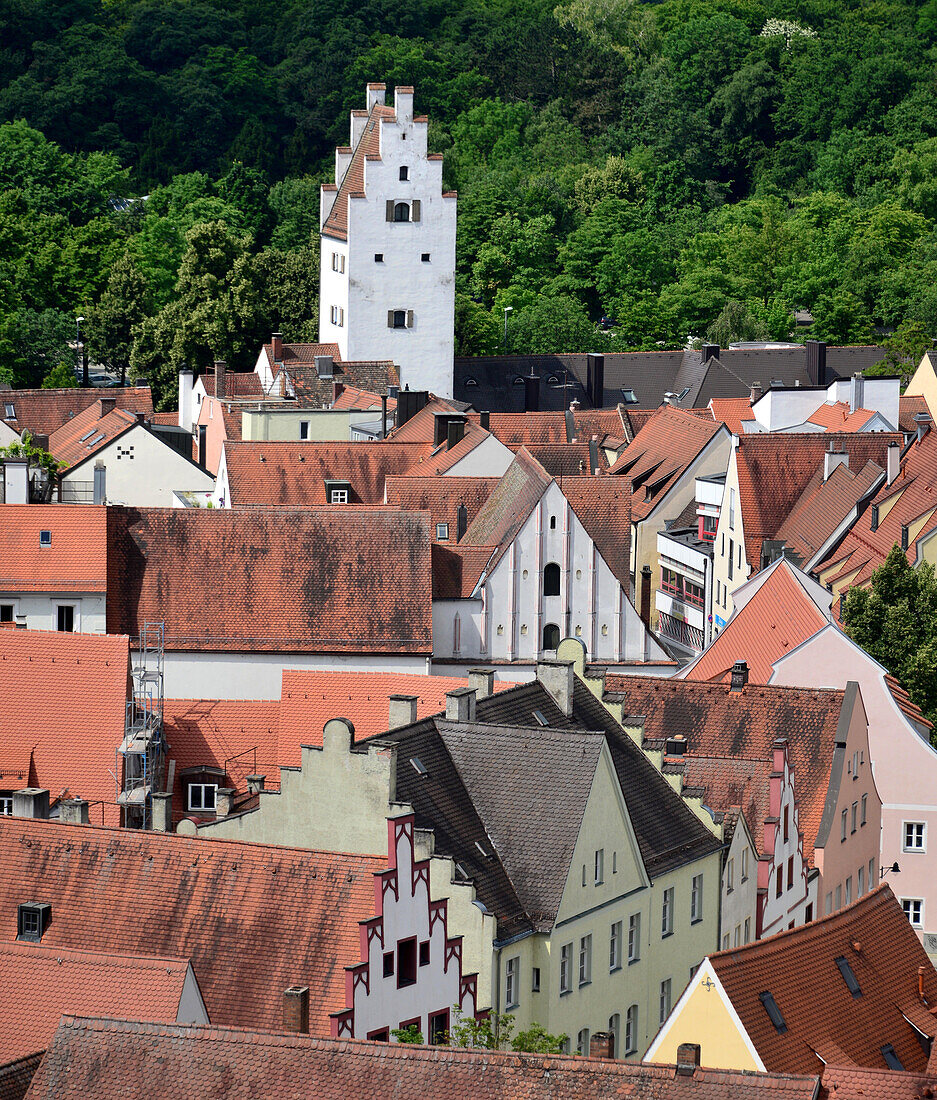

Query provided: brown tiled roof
[603,675,845,865]
[0,817,383,1034]
[610,406,726,521]
[679,756,771,855]
[401,421,492,476]
[0,505,107,593]
[0,942,194,1064]
[289,360,398,407]
[0,388,152,438]
[322,102,395,241]
[471,411,570,445]
[0,1051,42,1100]
[527,442,608,476]
[387,399,469,443]
[559,476,632,590]
[773,460,883,566]
[710,885,937,1076]
[898,394,930,435]
[47,402,137,469]
[263,342,340,376]
[105,507,433,654]
[430,544,495,598]
[26,1016,822,1100]
[385,476,499,540]
[572,406,629,443]
[331,385,397,411]
[149,411,180,426]
[0,630,129,825]
[734,433,903,573]
[197,372,263,399]
[817,428,937,594]
[820,1063,937,1099]
[223,441,433,506]
[459,448,552,559]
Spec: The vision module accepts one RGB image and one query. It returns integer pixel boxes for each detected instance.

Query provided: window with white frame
[858,865,865,895]
[841,809,847,842]
[188,783,217,812]
[436,523,449,541]
[0,796,12,815]
[331,252,345,273]
[903,898,924,928]
[577,1028,590,1056]
[743,917,751,943]
[329,488,349,504]
[904,822,926,852]
[691,873,703,923]
[56,604,75,632]
[609,921,622,971]
[505,956,519,1008]
[741,846,749,881]
[0,604,13,623]
[662,887,674,937]
[726,857,734,892]
[595,848,604,884]
[560,943,572,993]
[579,934,592,985]
[728,488,735,529]
[659,978,672,1025]
[628,912,640,962]
[861,794,867,825]
[625,1004,638,1055]
[299,421,309,440]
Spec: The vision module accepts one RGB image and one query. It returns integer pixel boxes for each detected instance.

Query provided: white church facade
[319,83,456,397]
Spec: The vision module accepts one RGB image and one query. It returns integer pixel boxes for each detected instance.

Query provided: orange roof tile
[384,476,500,540]
[710,885,937,1076]
[431,543,497,598]
[29,1016,823,1099]
[0,942,194,1064]
[468,411,571,445]
[898,394,930,435]
[47,402,138,469]
[0,630,129,825]
[386,398,468,444]
[402,421,492,476]
[806,402,876,431]
[820,1063,937,1099]
[679,756,771,854]
[0,505,107,593]
[0,387,152,438]
[197,372,263,399]
[0,817,383,1034]
[709,397,756,433]
[331,384,397,411]
[322,103,395,241]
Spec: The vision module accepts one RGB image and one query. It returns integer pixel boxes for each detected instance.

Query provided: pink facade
[758,740,811,937]
[331,815,480,1043]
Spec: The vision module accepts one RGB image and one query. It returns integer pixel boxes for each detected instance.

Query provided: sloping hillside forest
[2,0,937,405]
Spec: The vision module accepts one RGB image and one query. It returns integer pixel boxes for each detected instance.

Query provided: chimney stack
[215,788,234,818]
[750,382,763,406]
[805,340,828,386]
[282,986,310,1034]
[92,461,106,505]
[197,425,207,470]
[447,418,465,450]
[887,442,900,486]
[824,445,848,481]
[389,695,419,730]
[915,412,932,443]
[13,789,49,819]
[445,688,477,723]
[536,659,574,718]
[178,369,193,430]
[214,360,226,400]
[246,774,265,795]
[587,353,605,407]
[271,333,283,363]
[99,397,116,416]
[479,411,490,431]
[640,564,652,629]
[730,660,749,692]
[850,372,865,414]
[58,798,90,826]
[151,792,172,832]
[468,668,496,700]
[589,1032,614,1059]
[701,344,719,363]
[675,1043,701,1076]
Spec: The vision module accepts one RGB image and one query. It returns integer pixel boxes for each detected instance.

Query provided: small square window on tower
[374,253,384,263]
[400,166,409,180]
[421,253,431,262]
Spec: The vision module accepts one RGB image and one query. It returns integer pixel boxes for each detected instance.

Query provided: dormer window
[399,166,409,181]
[4,403,13,419]
[325,479,351,504]
[17,903,51,943]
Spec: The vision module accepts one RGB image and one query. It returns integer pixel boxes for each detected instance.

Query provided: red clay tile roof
[402,421,493,476]
[223,441,434,506]
[559,475,632,590]
[0,817,383,1034]
[818,429,937,594]
[149,411,181,426]
[0,505,107,593]
[289,361,399,408]
[734,433,903,573]
[263,342,341,374]
[331,385,397,411]
[384,476,499,539]
[0,630,129,825]
[773,460,883,566]
[387,398,469,443]
[469,411,570,445]
[610,406,726,521]
[322,102,395,241]
[527,442,608,476]
[277,669,515,764]
[603,675,845,865]
[805,403,876,431]
[431,543,496,598]
[26,1016,823,1099]
[459,448,551,564]
[679,756,771,855]
[898,394,930,435]
[686,561,830,685]
[196,372,263,399]
[709,397,755,433]
[0,942,194,1064]
[710,885,937,1076]
[0,388,152,438]
[47,403,138,469]
[820,1063,937,1099]
[0,1051,42,1100]
[572,406,629,444]
[105,506,433,654]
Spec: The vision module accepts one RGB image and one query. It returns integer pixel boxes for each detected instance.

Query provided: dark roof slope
[25,1017,822,1100]
[460,448,552,557]
[322,102,395,242]
[105,506,433,654]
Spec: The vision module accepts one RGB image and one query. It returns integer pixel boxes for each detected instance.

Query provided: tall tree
[86,252,151,384]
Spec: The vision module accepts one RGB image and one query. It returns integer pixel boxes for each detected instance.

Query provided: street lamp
[76,316,86,386]
[503,306,513,354]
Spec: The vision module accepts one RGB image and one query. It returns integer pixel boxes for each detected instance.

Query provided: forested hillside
[2,0,937,405]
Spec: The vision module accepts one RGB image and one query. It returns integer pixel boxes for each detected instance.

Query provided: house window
[542,623,560,651]
[728,539,734,580]
[744,917,751,943]
[331,252,345,273]
[835,884,842,910]
[776,866,783,898]
[397,937,417,987]
[187,783,217,812]
[858,865,865,895]
[628,912,640,962]
[419,940,430,967]
[383,951,394,977]
[902,899,924,928]
[436,523,449,541]
[329,305,344,326]
[39,530,52,547]
[851,801,857,833]
[845,876,852,905]
[421,253,431,262]
[393,202,410,222]
[299,421,309,440]
[726,857,734,893]
[869,857,875,885]
[841,809,848,842]
[609,921,622,971]
[375,253,384,263]
[662,887,674,937]
[783,806,789,842]
[428,1010,448,1045]
[691,873,703,923]
[56,605,74,633]
[612,852,617,874]
[734,924,741,947]
[531,967,541,992]
[625,1004,638,1054]
[0,605,13,623]
[0,796,12,815]
[741,847,749,881]
[861,794,867,825]
[399,166,409,181]
[595,849,604,885]
[392,310,407,329]
[329,488,349,504]
[659,978,672,1025]
[787,855,794,890]
[728,488,735,528]
[608,1014,620,1058]
[579,934,592,985]
[560,943,572,993]
[577,1029,590,1056]
[550,515,557,529]
[661,567,681,596]
[505,956,519,1008]
[17,904,49,943]
[543,562,561,596]
[3,403,13,418]
[904,822,926,851]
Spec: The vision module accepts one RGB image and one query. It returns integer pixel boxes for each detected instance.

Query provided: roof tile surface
[0,388,152,438]
[0,505,107,593]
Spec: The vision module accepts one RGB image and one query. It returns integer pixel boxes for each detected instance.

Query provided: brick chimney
[536,659,574,717]
[446,688,477,723]
[730,660,749,692]
[99,396,116,416]
[215,788,234,817]
[589,1032,614,1059]
[13,789,49,819]
[282,986,310,1034]
[389,694,418,730]
[468,668,496,700]
[271,333,283,363]
[676,1043,701,1076]
[151,792,172,832]
[59,798,90,825]
[214,360,226,399]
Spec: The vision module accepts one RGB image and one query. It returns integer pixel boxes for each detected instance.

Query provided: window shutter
[386,200,394,221]
[411,199,421,222]
[407,309,414,328]
[387,310,394,328]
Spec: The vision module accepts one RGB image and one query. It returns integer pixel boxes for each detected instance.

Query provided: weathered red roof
[679,755,771,855]
[0,388,152,438]
[331,385,397,411]
[0,505,107,593]
[710,885,937,1076]
[820,1063,937,1099]
[430,544,496,598]
[26,1016,823,1099]
[47,402,138,470]
[322,103,395,241]
[384,476,499,539]
[105,507,433,654]
[0,942,194,1064]
[197,372,263,399]
[0,817,383,1034]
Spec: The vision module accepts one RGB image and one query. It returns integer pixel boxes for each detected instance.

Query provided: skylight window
[881,1044,904,1071]
[620,389,638,404]
[86,432,105,447]
[835,956,862,998]
[455,861,471,879]
[79,429,97,442]
[475,840,490,858]
[4,403,14,418]
[410,757,428,777]
[533,710,549,727]
[39,530,51,547]
[759,991,787,1033]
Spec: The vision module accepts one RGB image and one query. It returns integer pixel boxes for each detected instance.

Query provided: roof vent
[835,956,862,998]
[730,660,749,692]
[474,840,490,858]
[455,861,471,880]
[759,991,787,1033]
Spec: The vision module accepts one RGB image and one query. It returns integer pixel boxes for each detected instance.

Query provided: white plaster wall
[241,408,375,441]
[63,426,213,508]
[0,421,20,446]
[720,821,757,948]
[711,444,749,628]
[759,756,810,938]
[444,436,514,476]
[0,592,106,633]
[319,242,351,360]
[432,599,483,660]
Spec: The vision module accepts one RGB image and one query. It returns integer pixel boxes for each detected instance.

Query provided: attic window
[464,378,478,387]
[513,376,526,386]
[533,710,549,727]
[39,530,52,547]
[455,861,471,879]
[835,956,862,997]
[620,389,638,404]
[881,1045,904,1071]
[3,403,13,418]
[410,757,428,777]
[17,903,50,943]
[759,991,787,1033]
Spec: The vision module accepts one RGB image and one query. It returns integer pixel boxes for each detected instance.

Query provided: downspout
[493,943,503,1043]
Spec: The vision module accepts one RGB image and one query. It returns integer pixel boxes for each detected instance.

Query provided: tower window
[374,253,384,263]
[392,310,407,329]
[542,623,560,650]
[421,253,430,262]
[394,202,410,222]
[400,166,409,181]
[543,563,561,596]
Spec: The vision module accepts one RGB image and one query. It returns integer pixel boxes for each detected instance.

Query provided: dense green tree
[508,293,606,354]
[86,252,152,384]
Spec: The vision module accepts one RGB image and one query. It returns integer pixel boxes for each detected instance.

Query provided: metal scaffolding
[116,622,166,829]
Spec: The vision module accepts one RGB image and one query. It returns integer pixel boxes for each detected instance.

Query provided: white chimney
[887,442,901,485]
[2,459,28,504]
[850,372,865,414]
[824,446,849,480]
[179,369,194,431]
